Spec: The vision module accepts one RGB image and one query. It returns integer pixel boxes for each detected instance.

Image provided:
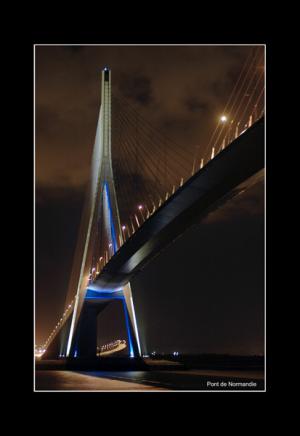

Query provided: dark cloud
[159,115,196,137]
[184,97,210,113]
[210,78,231,100]
[118,73,153,106]
[36,105,62,136]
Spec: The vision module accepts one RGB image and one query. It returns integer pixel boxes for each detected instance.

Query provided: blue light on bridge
[83,182,135,357]
[86,284,122,293]
[122,298,135,358]
[104,182,118,254]
[85,288,123,299]
[84,287,135,358]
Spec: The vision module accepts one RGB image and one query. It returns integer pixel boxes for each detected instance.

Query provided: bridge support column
[72,302,109,359]
[123,283,142,357]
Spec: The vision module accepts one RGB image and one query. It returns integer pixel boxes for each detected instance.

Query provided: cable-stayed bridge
[40,47,265,360]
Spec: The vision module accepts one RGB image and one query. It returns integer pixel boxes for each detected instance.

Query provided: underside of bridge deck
[93,117,264,289]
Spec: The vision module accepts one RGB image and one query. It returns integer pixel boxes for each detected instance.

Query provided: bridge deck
[91,118,264,289]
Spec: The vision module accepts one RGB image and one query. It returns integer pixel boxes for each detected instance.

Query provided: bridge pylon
[63,68,141,359]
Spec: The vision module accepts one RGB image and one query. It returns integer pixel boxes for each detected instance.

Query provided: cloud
[35,45,262,190]
[118,72,153,106]
[184,97,210,113]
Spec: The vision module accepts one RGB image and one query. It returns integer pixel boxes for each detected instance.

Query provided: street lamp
[121,225,127,241]
[138,205,145,221]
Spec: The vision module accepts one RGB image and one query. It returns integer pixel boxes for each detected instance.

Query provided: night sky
[35,45,264,354]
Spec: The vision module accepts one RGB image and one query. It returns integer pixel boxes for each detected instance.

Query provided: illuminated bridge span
[42,47,265,360]
[97,340,127,357]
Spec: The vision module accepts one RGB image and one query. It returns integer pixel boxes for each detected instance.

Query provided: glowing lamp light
[138,205,143,210]
[220,115,227,123]
[122,225,126,230]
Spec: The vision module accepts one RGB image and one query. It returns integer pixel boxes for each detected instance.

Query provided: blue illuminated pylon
[103,182,118,254]
[65,68,141,359]
[84,288,136,358]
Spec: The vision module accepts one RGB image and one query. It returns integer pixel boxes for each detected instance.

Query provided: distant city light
[35,346,46,358]
[220,115,227,123]
[138,205,143,210]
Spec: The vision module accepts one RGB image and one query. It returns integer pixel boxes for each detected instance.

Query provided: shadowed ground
[35,368,264,391]
[35,370,167,391]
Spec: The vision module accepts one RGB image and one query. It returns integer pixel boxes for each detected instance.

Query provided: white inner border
[33,43,266,393]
